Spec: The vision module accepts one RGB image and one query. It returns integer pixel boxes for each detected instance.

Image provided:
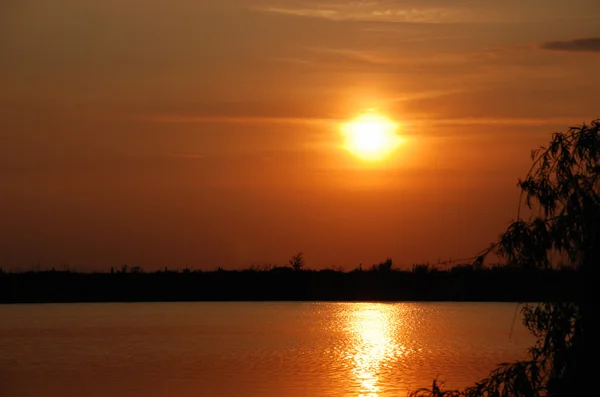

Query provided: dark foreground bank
[0,264,579,303]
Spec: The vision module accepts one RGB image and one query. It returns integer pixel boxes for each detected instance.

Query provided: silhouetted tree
[289,252,305,271]
[374,258,393,272]
[411,119,599,397]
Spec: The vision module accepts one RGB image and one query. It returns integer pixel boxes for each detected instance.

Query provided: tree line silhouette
[0,257,579,303]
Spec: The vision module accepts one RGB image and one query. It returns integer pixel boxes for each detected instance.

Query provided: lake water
[0,302,534,397]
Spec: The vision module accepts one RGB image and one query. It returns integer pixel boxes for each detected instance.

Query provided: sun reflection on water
[347,304,402,397]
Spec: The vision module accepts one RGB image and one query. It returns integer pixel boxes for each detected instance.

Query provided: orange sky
[2,1,600,270]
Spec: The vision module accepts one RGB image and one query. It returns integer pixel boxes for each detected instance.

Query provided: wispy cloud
[302,46,397,65]
[541,37,600,53]
[424,116,594,128]
[125,114,335,126]
[254,1,470,24]
[253,0,600,24]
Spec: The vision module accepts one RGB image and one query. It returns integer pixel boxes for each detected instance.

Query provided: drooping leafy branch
[410,119,600,397]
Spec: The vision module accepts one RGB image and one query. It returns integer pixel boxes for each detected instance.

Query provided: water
[0,302,534,397]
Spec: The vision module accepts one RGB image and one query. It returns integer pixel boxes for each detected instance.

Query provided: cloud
[397,87,600,123]
[127,114,334,126]
[254,1,471,24]
[253,0,598,25]
[541,37,600,53]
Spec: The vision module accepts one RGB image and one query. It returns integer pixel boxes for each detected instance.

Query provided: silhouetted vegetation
[410,119,599,397]
[0,260,578,303]
[289,252,305,272]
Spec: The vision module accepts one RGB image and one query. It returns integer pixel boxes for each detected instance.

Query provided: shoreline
[1,267,577,304]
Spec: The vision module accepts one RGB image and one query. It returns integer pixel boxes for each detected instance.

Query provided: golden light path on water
[347,304,405,397]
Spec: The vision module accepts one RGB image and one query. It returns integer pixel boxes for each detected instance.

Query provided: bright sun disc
[341,113,403,161]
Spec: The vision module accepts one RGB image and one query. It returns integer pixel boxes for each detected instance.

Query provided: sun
[340,113,403,161]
